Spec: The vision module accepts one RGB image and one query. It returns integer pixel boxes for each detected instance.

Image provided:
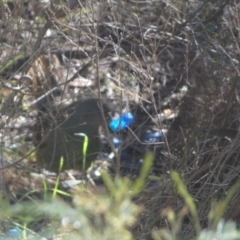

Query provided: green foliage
[152,172,240,240]
[0,51,25,75]
[2,152,154,239]
[74,133,89,171]
[2,154,240,239]
[196,220,240,240]
[1,0,240,239]
[209,179,240,229]
[171,171,201,234]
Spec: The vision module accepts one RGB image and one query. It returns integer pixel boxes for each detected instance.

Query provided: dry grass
[1,0,240,239]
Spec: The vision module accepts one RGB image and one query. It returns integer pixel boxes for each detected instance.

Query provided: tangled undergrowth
[1,0,240,239]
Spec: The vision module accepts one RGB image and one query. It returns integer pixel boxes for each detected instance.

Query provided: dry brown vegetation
[1,0,240,239]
